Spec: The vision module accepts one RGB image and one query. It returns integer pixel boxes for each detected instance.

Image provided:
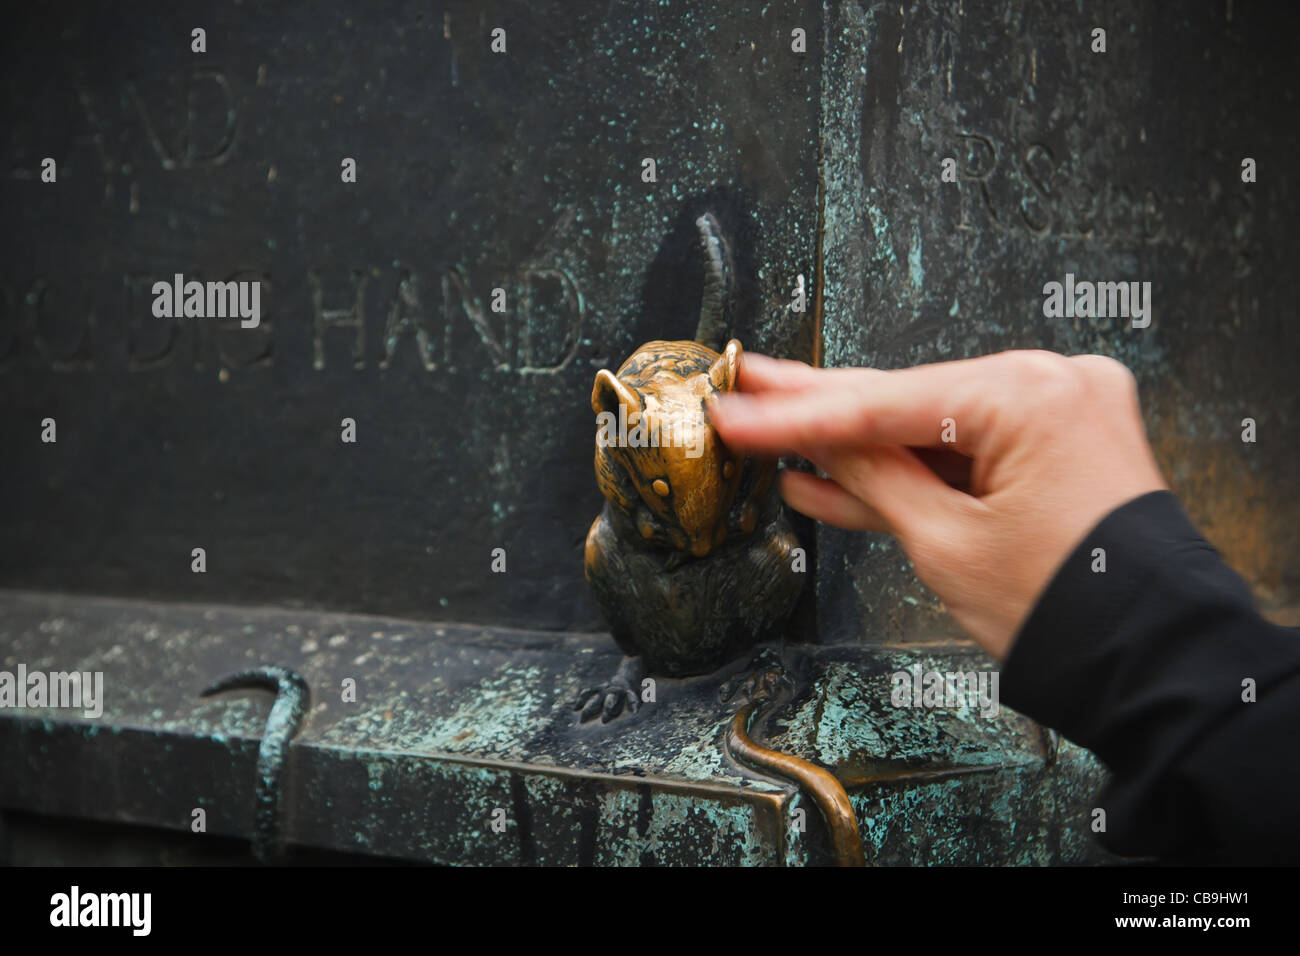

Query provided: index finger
[736,352,864,393]
[711,356,999,458]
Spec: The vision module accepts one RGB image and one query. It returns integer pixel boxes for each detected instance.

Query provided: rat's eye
[652,479,670,497]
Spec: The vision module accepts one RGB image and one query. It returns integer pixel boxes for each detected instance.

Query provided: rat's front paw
[575,679,638,723]
[574,655,645,723]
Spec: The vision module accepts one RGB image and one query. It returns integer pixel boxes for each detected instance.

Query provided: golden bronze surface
[582,334,802,679]
[578,215,804,696]
[727,702,867,867]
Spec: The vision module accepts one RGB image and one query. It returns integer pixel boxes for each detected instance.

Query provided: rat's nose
[677,490,723,558]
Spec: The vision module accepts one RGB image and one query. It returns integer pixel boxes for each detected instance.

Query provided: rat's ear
[592,369,641,415]
[708,339,743,392]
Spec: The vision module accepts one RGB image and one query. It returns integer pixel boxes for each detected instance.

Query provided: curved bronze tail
[727,703,866,866]
[201,665,310,862]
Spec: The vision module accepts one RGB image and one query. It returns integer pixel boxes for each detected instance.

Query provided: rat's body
[576,214,803,721]
[585,338,802,676]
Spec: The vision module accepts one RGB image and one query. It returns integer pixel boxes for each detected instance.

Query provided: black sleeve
[1000,490,1300,864]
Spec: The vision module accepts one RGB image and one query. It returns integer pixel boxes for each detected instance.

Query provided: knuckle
[1010,349,1073,383]
[850,399,875,438]
[1074,353,1138,396]
[1002,350,1083,407]
[1068,357,1142,423]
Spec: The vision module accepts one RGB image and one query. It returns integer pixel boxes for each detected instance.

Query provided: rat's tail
[694,212,733,352]
[201,665,310,861]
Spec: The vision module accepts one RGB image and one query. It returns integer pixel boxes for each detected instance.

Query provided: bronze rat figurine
[577,213,803,722]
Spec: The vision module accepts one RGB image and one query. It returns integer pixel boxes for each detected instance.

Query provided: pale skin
[707,349,1168,660]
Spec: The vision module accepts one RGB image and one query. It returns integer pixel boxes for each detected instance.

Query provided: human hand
[708,350,1168,660]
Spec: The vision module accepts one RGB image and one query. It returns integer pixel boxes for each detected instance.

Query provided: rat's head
[592,339,745,557]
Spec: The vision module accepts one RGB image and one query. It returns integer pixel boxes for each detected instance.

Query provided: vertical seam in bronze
[812,12,827,370]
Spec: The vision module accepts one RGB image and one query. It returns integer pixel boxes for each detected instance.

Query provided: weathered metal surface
[0,590,1110,864]
[817,1,1300,642]
[4,1,1293,866]
[0,0,819,630]
[200,665,310,860]
[727,699,866,867]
